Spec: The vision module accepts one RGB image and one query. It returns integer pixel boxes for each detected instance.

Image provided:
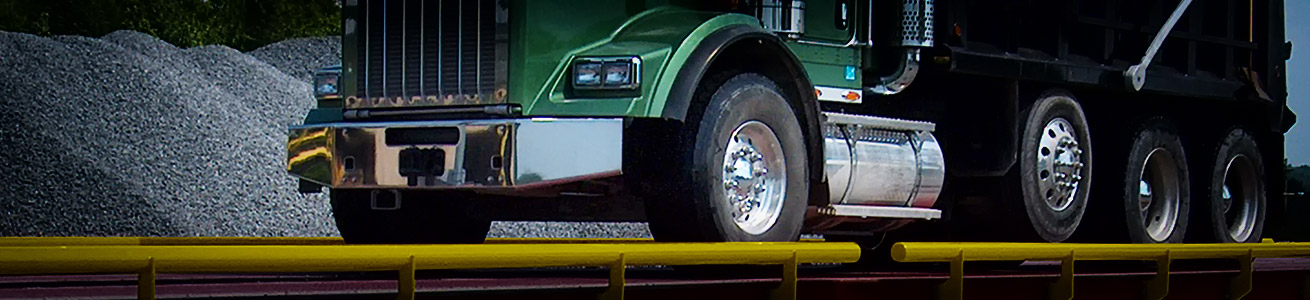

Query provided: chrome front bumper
[287,118,623,189]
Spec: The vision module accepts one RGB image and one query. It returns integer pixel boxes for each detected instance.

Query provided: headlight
[313,66,342,99]
[574,63,602,86]
[572,57,640,91]
[603,62,632,85]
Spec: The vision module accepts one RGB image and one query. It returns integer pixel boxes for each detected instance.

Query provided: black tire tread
[1197,129,1266,243]
[1014,91,1093,242]
[1119,118,1190,243]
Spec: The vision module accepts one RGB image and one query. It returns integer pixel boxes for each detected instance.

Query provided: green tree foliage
[0,0,339,51]
[1289,158,1310,194]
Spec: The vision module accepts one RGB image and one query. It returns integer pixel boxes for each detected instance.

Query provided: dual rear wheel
[1011,93,1265,243]
[1104,124,1266,244]
[1200,129,1266,243]
[1119,120,1189,243]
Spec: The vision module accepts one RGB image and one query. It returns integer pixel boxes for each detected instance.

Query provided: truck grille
[346,0,507,108]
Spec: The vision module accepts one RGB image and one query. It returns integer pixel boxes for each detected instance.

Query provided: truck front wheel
[645,72,808,242]
[329,189,491,244]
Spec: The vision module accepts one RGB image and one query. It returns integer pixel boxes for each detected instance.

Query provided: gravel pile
[0,31,333,237]
[0,30,649,239]
[248,37,341,82]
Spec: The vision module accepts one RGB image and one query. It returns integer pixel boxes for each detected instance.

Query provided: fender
[514,9,824,183]
[652,22,824,184]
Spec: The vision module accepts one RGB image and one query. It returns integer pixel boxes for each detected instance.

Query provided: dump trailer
[287,0,1296,245]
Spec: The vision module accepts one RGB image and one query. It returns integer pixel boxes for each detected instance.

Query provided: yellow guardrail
[0,237,672,246]
[892,239,1310,300]
[0,237,859,300]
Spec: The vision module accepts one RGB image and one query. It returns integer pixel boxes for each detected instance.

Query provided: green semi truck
[288,0,1296,245]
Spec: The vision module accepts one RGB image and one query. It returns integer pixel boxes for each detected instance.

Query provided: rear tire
[330,189,492,244]
[1014,92,1093,242]
[645,72,808,242]
[1199,129,1266,243]
[1120,120,1190,243]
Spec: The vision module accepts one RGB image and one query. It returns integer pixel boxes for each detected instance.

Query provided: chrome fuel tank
[823,114,944,209]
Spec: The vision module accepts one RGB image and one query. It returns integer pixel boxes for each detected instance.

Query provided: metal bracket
[601,254,626,300]
[1125,0,1194,91]
[399,255,416,300]
[1145,251,1171,300]
[138,257,156,300]
[1050,251,1074,300]
[939,250,964,300]
[1230,250,1254,300]
[770,251,800,300]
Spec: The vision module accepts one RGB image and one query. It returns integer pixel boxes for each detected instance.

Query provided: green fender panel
[514,5,770,118]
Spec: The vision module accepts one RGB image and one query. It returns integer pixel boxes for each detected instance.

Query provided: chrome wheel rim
[721,120,786,235]
[1138,148,1180,242]
[1222,154,1259,242]
[1036,117,1085,211]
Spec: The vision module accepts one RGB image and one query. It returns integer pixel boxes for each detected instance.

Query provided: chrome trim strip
[794,38,857,47]
[866,0,874,46]
[823,112,935,132]
[287,118,623,189]
[817,205,941,220]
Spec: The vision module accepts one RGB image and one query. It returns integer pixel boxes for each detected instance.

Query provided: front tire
[330,189,492,244]
[645,72,808,242]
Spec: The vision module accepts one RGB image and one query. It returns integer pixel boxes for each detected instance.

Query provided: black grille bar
[351,0,507,108]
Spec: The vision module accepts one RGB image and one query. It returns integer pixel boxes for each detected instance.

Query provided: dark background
[0,0,340,52]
